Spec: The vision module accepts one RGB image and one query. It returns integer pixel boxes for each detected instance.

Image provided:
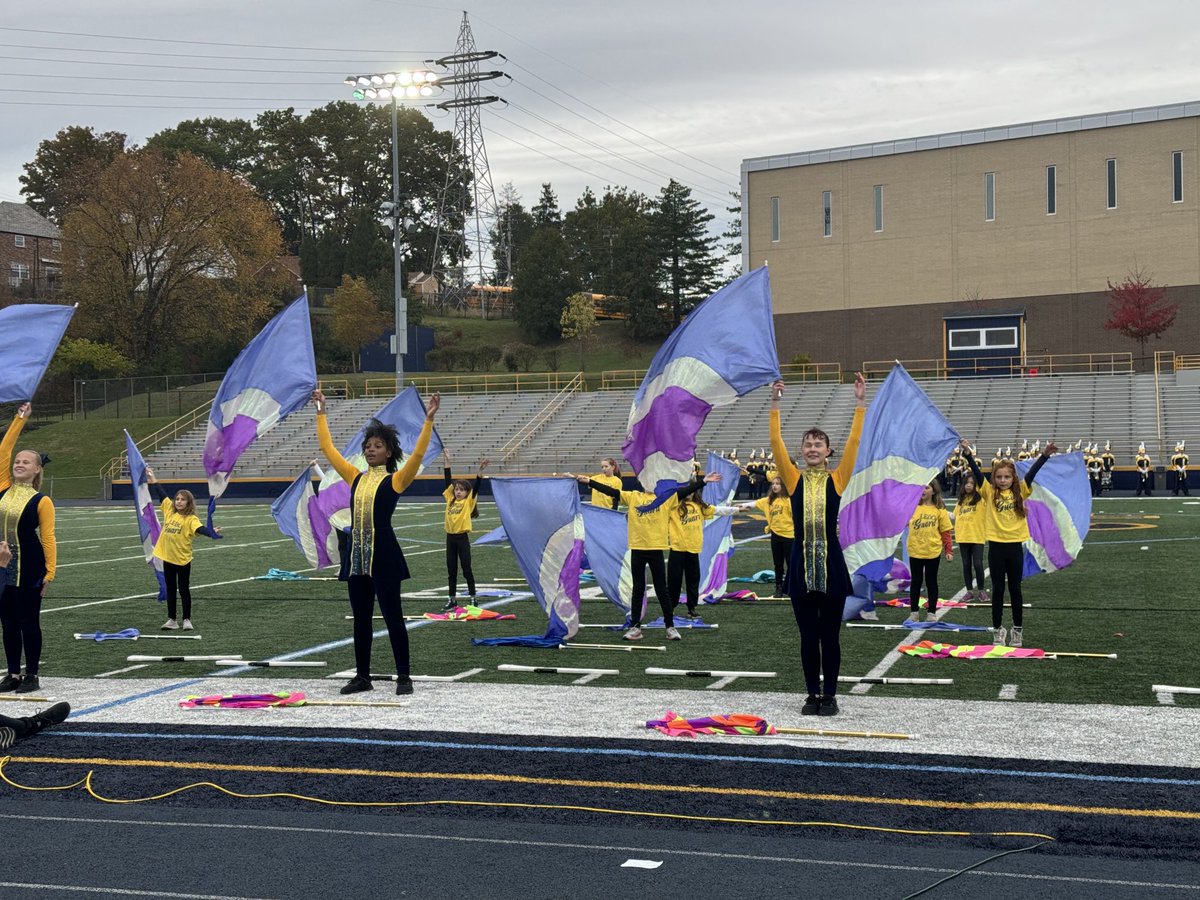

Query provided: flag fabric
[696,514,734,604]
[898,640,1047,659]
[181,692,306,709]
[0,303,75,402]
[422,605,516,621]
[472,477,583,648]
[580,503,642,618]
[622,267,779,506]
[1016,452,1091,577]
[646,711,777,738]
[701,450,741,506]
[124,431,167,602]
[839,364,960,585]
[897,620,991,632]
[204,295,317,500]
[473,524,509,545]
[270,464,330,568]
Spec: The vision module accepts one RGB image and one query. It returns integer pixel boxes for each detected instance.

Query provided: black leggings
[791,590,844,697]
[770,533,793,596]
[163,561,192,620]
[988,541,1025,628]
[347,574,409,678]
[0,582,42,676]
[909,555,941,614]
[959,543,985,591]
[445,532,476,598]
[630,548,672,627]
[667,550,700,613]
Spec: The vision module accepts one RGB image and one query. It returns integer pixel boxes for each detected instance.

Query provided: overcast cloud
[2,0,1198,226]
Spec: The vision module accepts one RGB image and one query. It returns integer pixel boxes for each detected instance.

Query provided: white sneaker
[1010,626,1023,648]
[181,619,194,631]
[162,619,179,630]
[665,627,682,641]
[623,626,643,641]
[992,626,1007,646]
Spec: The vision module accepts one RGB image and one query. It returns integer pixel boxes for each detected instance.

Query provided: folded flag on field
[205,294,317,507]
[124,430,167,602]
[181,692,307,709]
[0,302,75,402]
[424,605,516,621]
[255,568,310,581]
[729,570,776,584]
[898,640,1047,659]
[710,590,760,602]
[75,628,141,642]
[1017,451,1091,577]
[900,619,991,631]
[646,711,777,738]
[622,267,779,511]
[472,477,583,648]
[882,598,967,609]
[840,364,960,585]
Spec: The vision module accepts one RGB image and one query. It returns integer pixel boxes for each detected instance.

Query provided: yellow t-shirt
[754,495,794,538]
[906,504,952,559]
[953,497,986,545]
[153,499,203,566]
[978,480,1034,543]
[618,490,677,551]
[443,485,478,534]
[668,498,713,554]
[590,474,623,508]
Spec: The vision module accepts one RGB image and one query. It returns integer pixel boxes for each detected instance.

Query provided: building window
[984,172,996,222]
[1106,158,1117,209]
[770,196,780,243]
[822,190,832,237]
[13,235,24,248]
[52,239,61,252]
[1173,151,1183,203]
[1046,165,1057,215]
[984,327,1018,348]
[9,263,29,288]
[948,327,1018,351]
[948,330,982,350]
[873,184,883,232]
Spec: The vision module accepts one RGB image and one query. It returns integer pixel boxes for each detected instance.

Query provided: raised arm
[831,373,867,493]
[768,380,800,494]
[391,393,440,493]
[472,458,490,496]
[312,390,360,483]
[961,440,985,486]
[0,404,30,493]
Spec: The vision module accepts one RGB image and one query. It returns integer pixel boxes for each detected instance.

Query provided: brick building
[0,202,61,299]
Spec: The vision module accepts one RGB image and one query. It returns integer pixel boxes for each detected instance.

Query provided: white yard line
[998,684,1019,700]
[95,664,150,678]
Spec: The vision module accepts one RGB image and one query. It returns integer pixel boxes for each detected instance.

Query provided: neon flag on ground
[839,364,960,585]
[0,303,75,402]
[1016,452,1091,577]
[898,640,1046,659]
[472,477,583,648]
[622,267,779,506]
[124,431,166,602]
[204,295,317,501]
[580,503,641,619]
[646,711,777,738]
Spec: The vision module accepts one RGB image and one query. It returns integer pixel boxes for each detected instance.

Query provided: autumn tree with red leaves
[1104,269,1178,361]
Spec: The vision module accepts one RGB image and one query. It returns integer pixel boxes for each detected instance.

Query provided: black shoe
[14,675,39,694]
[0,674,19,693]
[30,701,70,733]
[817,696,839,717]
[395,676,414,696]
[442,598,458,612]
[339,676,373,695]
[0,726,14,751]
[685,606,697,619]
[801,695,820,716]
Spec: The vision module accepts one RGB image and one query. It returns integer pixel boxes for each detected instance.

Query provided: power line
[0,71,338,86]
[0,26,442,55]
[0,99,325,111]
[0,87,344,102]
[0,41,430,63]
[0,53,421,76]
[486,123,620,187]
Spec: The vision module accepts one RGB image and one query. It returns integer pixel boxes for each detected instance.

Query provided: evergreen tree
[651,179,720,326]
[531,183,562,229]
[492,183,535,285]
[513,227,579,343]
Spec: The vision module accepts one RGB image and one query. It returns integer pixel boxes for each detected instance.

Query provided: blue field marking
[70,680,205,718]
[41,729,1200,788]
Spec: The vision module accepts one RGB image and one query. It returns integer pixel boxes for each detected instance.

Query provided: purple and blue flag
[124,430,167,602]
[839,364,960,585]
[580,503,641,619]
[270,464,326,569]
[1017,452,1091,576]
[622,268,779,508]
[0,303,75,402]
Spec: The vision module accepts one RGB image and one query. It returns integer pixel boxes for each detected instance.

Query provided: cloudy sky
[2,0,1199,230]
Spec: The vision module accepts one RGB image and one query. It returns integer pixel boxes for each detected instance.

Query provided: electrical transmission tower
[432,12,505,317]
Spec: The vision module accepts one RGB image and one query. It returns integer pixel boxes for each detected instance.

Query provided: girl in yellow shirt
[147,469,222,631]
[962,441,1057,647]
[589,458,623,508]
[441,449,489,611]
[904,480,953,622]
[954,474,986,602]
[737,475,794,599]
[666,483,731,619]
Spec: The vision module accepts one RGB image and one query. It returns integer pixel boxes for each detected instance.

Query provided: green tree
[145,117,258,172]
[48,338,135,380]
[513,227,578,343]
[329,275,388,372]
[651,179,720,326]
[721,190,742,276]
[491,183,535,285]
[531,183,561,229]
[560,292,597,371]
[19,126,127,224]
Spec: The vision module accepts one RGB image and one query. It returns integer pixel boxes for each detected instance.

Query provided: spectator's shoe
[623,627,643,641]
[0,674,19,693]
[665,627,682,641]
[395,676,414,696]
[992,627,1007,647]
[181,619,194,631]
[162,619,179,630]
[817,696,839,717]
[1010,626,1023,648]
[29,701,70,733]
[14,676,39,694]
[339,676,373,695]
[801,695,820,716]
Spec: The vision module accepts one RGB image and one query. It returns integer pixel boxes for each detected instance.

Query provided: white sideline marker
[576,622,718,630]
[645,667,776,678]
[559,642,667,653]
[837,676,953,685]
[498,664,619,677]
[1153,684,1200,694]
[128,655,242,662]
[213,660,327,668]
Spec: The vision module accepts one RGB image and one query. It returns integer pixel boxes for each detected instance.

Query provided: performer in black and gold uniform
[1135,442,1154,497]
[1086,444,1103,497]
[313,388,439,695]
[0,403,56,696]
[1172,442,1190,496]
[1101,442,1116,493]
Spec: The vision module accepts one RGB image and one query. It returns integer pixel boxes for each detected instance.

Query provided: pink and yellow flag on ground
[646,711,777,737]
[898,640,1046,659]
[180,692,306,708]
[422,605,516,621]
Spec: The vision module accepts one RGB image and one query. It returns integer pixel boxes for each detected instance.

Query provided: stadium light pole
[345,70,439,391]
